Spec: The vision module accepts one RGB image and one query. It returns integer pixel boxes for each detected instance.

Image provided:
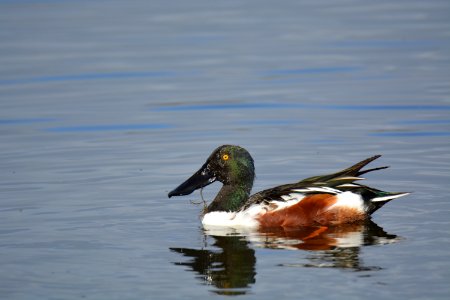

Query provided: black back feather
[242,155,388,210]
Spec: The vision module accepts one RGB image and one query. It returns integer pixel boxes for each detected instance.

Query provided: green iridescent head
[168,145,255,198]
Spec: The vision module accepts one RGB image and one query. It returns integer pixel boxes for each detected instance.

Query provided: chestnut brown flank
[257,194,366,227]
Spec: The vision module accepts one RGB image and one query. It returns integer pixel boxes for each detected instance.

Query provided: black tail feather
[357,166,389,176]
[341,155,382,177]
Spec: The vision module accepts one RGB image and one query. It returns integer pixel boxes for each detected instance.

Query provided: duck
[168,145,409,228]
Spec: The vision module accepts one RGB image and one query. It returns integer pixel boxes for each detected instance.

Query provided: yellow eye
[222,154,229,161]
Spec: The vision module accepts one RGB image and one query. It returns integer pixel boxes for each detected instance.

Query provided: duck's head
[168,145,255,198]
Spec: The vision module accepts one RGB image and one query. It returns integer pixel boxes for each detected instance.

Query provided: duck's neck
[206,182,252,212]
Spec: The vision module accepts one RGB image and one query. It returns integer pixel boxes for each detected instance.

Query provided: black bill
[168,163,216,198]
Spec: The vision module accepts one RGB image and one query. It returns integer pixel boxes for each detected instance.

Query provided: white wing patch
[293,187,341,194]
[280,192,304,201]
[336,183,361,188]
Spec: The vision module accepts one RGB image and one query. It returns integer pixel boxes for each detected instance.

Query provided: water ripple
[0,118,56,125]
[155,102,450,112]
[0,71,177,85]
[45,123,172,132]
[264,66,362,76]
[369,131,450,137]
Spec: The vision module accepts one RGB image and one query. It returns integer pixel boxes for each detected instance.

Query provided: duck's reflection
[255,220,398,251]
[170,235,256,295]
[170,220,399,295]
[258,221,398,270]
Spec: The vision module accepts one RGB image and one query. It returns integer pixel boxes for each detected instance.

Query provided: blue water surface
[1,0,450,299]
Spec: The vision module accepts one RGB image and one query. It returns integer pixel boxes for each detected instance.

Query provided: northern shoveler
[168,145,409,228]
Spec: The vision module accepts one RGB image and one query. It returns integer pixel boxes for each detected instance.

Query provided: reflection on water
[254,220,398,251]
[170,236,256,296]
[267,221,398,271]
[170,221,398,295]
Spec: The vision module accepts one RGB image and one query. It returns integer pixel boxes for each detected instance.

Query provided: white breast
[201,205,264,228]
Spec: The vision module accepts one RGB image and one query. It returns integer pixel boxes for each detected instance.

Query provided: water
[1,0,449,299]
